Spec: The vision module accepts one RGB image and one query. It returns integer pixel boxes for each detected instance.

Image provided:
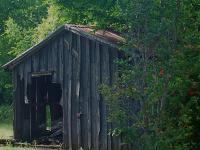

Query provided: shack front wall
[13,31,123,150]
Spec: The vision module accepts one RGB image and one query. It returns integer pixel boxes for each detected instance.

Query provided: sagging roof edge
[2,24,124,70]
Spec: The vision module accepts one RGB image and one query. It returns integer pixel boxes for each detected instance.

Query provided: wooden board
[99,44,109,150]
[90,41,101,150]
[63,31,72,149]
[79,37,91,149]
[71,34,80,149]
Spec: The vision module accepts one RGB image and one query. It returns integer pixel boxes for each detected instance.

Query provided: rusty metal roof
[3,24,124,70]
[69,25,124,44]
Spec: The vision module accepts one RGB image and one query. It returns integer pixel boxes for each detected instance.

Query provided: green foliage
[0,0,48,104]
[100,0,200,149]
[4,18,34,56]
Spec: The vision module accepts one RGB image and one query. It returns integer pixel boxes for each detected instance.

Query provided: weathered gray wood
[80,38,91,149]
[39,48,45,71]
[38,46,48,72]
[90,40,95,149]
[12,69,16,138]
[79,36,84,149]
[21,61,29,139]
[13,68,18,140]
[15,64,25,140]
[58,35,64,106]
[100,44,110,150]
[109,48,121,150]
[15,71,21,140]
[107,48,112,150]
[59,35,64,83]
[18,63,24,80]
[77,35,81,149]
[22,58,32,140]
[19,75,25,140]
[52,39,58,82]
[63,31,72,149]
[87,39,92,149]
[63,34,68,149]
[32,52,39,72]
[90,41,100,150]
[47,41,53,71]
[24,59,32,97]
[56,38,60,83]
[71,34,79,150]
[44,46,48,70]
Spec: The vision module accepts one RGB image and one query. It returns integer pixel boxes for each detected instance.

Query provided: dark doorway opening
[27,73,63,144]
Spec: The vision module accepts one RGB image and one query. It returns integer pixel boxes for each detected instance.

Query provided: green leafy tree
[0,0,48,103]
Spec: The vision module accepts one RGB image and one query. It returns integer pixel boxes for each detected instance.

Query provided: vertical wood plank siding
[13,31,121,150]
[63,31,71,149]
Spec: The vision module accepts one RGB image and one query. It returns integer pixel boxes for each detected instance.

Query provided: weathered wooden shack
[3,24,125,149]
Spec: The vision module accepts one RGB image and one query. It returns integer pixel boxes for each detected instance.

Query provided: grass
[0,123,13,139]
[0,146,36,150]
[0,104,13,139]
[0,104,14,149]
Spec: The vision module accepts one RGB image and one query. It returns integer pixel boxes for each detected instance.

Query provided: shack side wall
[13,31,124,149]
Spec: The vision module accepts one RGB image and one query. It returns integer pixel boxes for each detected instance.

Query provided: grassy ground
[0,146,36,150]
[0,105,14,149]
[0,123,13,139]
[0,105,13,139]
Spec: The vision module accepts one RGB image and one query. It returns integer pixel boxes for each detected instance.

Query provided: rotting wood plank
[44,46,48,70]
[59,35,64,83]
[87,39,92,149]
[39,48,45,71]
[19,76,25,140]
[12,69,16,139]
[99,44,110,150]
[71,34,79,150]
[109,48,121,150]
[52,39,58,82]
[80,37,91,150]
[63,31,72,150]
[56,37,60,83]
[90,41,100,150]
[48,41,53,71]
[21,61,30,140]
[58,35,64,106]
[23,59,32,140]
[62,52,65,148]
[90,40,95,150]
[63,33,68,150]
[106,47,112,150]
[13,68,18,140]
[68,32,73,150]
[18,63,24,80]
[15,64,25,140]
[79,36,84,149]
[77,35,81,149]
[32,52,39,72]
